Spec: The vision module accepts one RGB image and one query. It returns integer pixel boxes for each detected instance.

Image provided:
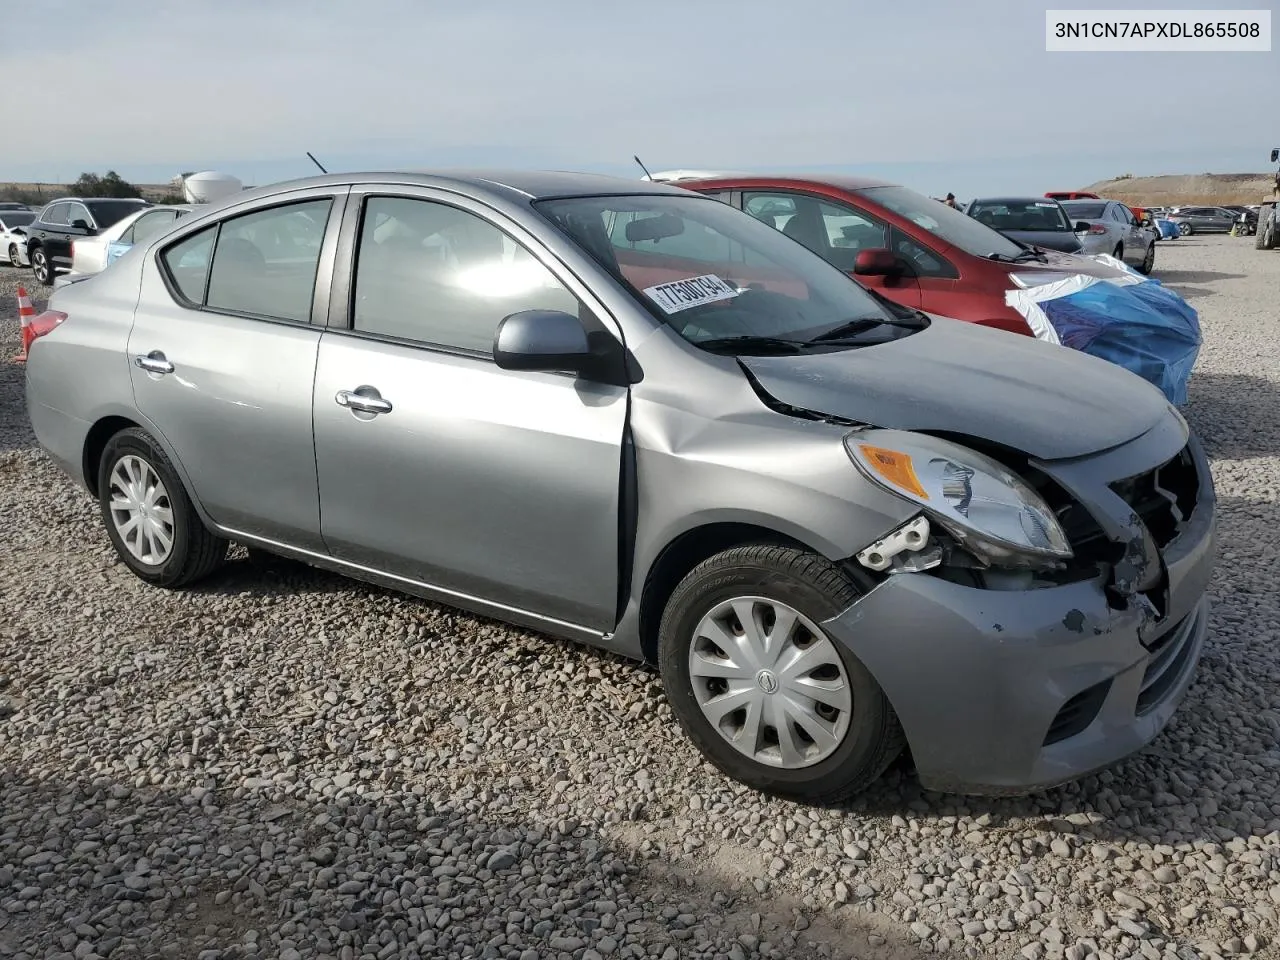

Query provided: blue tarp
[1037,279,1201,404]
[1005,260,1201,405]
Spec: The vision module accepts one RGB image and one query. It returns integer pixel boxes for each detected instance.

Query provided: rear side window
[205,200,331,322]
[160,199,332,320]
[43,203,70,226]
[162,227,216,302]
[127,210,178,245]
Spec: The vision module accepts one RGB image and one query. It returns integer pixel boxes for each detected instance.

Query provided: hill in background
[0,181,175,203]
[1084,172,1273,206]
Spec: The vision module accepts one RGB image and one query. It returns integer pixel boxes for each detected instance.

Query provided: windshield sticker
[643,274,739,314]
[1034,201,1057,208]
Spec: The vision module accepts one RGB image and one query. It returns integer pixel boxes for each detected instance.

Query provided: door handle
[335,389,392,415]
[134,353,174,375]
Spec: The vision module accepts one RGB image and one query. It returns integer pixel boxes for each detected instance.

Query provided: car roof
[969,197,1066,205]
[669,173,898,191]
[224,170,694,206]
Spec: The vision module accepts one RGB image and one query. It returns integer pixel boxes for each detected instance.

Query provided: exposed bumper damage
[824,412,1216,794]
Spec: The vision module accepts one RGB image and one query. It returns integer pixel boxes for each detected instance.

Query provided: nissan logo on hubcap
[755,669,780,695]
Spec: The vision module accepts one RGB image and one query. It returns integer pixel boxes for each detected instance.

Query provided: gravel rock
[3,238,1280,958]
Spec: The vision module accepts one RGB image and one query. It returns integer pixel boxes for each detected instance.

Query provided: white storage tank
[180,171,244,204]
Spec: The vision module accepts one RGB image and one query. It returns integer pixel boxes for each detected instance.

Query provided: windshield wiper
[694,335,808,354]
[1011,247,1048,263]
[809,314,924,343]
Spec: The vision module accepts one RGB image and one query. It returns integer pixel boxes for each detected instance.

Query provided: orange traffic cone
[13,286,35,363]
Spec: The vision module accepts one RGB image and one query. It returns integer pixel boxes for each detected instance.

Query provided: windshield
[1059,201,1106,220]
[535,193,910,347]
[967,199,1071,233]
[857,185,1024,258]
[0,212,35,227]
[85,199,148,228]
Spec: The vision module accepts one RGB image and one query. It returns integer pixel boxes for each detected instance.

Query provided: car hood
[739,319,1169,460]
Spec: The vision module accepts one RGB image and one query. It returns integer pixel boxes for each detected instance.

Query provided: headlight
[844,429,1072,567]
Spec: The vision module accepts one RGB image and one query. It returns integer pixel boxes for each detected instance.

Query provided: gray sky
[2,0,1274,196]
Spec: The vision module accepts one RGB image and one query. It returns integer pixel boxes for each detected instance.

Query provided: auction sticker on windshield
[643,274,739,314]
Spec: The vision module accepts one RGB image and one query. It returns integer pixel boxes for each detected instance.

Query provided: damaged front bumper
[821,412,1216,795]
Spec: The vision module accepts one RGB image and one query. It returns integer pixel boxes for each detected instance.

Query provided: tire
[1257,207,1276,251]
[7,244,19,267]
[658,544,904,803]
[97,427,227,588]
[1178,222,1193,237]
[1138,241,1155,275]
[29,246,51,285]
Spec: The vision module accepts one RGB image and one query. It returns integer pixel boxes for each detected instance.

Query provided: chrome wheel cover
[108,455,175,565]
[688,596,852,769]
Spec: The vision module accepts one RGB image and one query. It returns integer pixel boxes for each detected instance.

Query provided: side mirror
[1073,221,1091,233]
[852,248,905,278]
[493,309,608,380]
[1271,148,1278,163]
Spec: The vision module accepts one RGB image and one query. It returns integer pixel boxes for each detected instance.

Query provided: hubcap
[33,252,46,280]
[688,596,852,769]
[107,455,175,565]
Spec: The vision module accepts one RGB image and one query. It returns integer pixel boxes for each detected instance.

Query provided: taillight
[70,240,77,258]
[23,310,68,354]
[1087,224,1107,235]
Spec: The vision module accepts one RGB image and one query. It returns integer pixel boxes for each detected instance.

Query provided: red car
[673,175,1129,336]
[1044,191,1101,201]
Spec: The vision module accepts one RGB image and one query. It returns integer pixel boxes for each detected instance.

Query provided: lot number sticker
[643,274,739,314]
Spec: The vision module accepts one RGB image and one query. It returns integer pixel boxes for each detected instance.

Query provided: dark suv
[24,197,149,284]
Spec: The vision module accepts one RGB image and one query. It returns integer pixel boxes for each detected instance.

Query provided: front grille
[1110,444,1199,549]
[1044,679,1112,745]
[1136,612,1196,715]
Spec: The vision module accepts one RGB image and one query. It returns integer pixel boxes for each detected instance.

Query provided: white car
[53,204,192,288]
[1,211,35,266]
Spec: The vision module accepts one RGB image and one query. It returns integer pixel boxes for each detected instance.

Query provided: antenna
[633,155,655,180]
[306,152,328,174]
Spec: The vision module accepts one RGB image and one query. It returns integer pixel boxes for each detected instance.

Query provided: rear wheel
[1138,242,1155,275]
[29,247,50,284]
[98,428,228,587]
[1178,222,1193,236]
[658,544,904,802]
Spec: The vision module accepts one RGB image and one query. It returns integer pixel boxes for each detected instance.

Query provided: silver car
[1059,199,1156,273]
[24,172,1216,800]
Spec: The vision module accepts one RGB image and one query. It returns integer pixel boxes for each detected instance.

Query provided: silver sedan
[1059,199,1156,273]
[24,171,1214,800]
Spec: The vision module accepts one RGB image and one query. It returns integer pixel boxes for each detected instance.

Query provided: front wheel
[658,544,904,802]
[29,247,50,284]
[7,244,19,267]
[1178,222,1193,236]
[98,428,228,587]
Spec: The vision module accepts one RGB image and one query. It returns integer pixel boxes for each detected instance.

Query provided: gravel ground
[1,237,1279,960]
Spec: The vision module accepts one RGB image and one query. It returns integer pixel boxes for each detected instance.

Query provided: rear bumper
[823,420,1216,795]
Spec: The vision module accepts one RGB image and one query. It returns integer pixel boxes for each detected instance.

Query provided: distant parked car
[671,173,1139,334]
[1044,191,1100,201]
[1058,199,1156,273]
[964,197,1083,253]
[23,197,150,284]
[54,204,193,289]
[1165,206,1236,235]
[0,210,35,266]
[1218,204,1258,234]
